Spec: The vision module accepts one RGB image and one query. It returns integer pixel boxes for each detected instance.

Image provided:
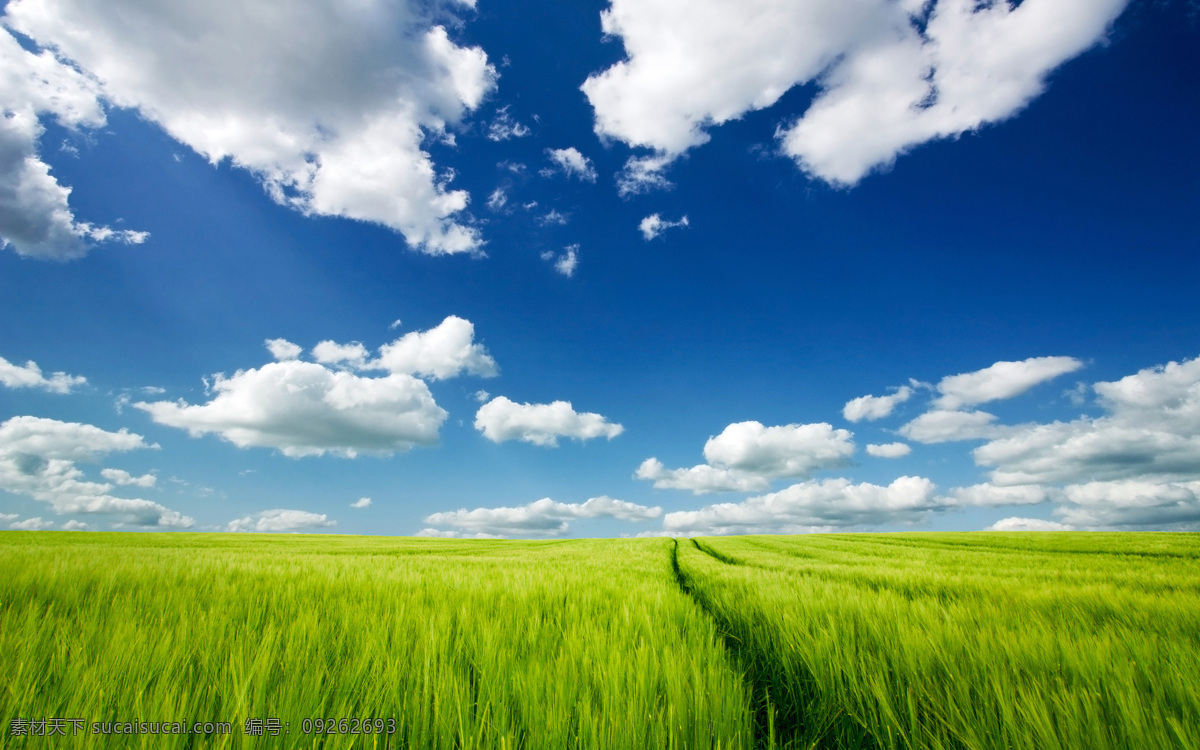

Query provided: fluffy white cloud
[415,527,503,539]
[371,316,498,380]
[137,361,446,458]
[228,508,336,533]
[946,482,1047,507]
[265,339,302,361]
[486,188,507,211]
[584,0,1128,187]
[543,147,597,182]
[866,442,911,458]
[0,29,149,259]
[6,0,497,255]
[475,396,623,447]
[973,357,1200,486]
[638,213,689,241]
[0,355,86,393]
[986,516,1072,532]
[538,209,570,226]
[1056,480,1200,530]
[843,385,913,422]
[350,497,372,509]
[637,421,854,494]
[312,340,369,368]
[933,356,1083,410]
[900,409,1003,443]
[0,416,192,527]
[100,468,156,488]
[662,476,940,534]
[615,154,674,197]
[424,495,661,537]
[10,516,54,530]
[61,519,89,530]
[541,244,580,277]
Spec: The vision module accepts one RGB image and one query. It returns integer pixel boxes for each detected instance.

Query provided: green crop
[2,531,1197,749]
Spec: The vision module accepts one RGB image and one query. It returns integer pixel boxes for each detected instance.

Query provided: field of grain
[2,531,1197,749]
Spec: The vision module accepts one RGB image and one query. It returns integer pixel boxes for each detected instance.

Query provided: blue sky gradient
[1,0,1198,536]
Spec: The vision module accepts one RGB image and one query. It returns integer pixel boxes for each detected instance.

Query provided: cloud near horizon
[422,495,662,537]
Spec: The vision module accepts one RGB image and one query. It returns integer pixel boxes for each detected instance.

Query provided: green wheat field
[1,532,1197,749]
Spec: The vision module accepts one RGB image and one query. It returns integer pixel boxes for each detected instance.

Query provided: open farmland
[2,532,1198,749]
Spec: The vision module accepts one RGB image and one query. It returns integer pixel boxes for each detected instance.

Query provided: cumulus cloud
[1056,480,1200,530]
[0,415,192,527]
[616,154,674,197]
[475,396,623,447]
[542,147,597,182]
[946,482,1047,507]
[228,508,336,533]
[866,442,911,458]
[0,27,149,259]
[933,356,1083,410]
[900,409,1003,443]
[662,476,940,534]
[136,362,446,458]
[265,339,302,361]
[137,316,496,457]
[6,0,498,255]
[424,495,661,537]
[843,385,914,422]
[350,496,372,509]
[371,316,498,380]
[487,105,529,141]
[638,213,688,240]
[986,516,1072,532]
[541,244,579,277]
[61,519,89,530]
[0,355,86,393]
[973,357,1200,486]
[538,209,570,226]
[636,421,854,494]
[10,516,54,530]
[583,0,1128,187]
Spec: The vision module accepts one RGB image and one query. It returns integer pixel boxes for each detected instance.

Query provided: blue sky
[1,0,1198,536]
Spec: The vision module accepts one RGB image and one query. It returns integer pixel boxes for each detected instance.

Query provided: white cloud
[350,496,372,509]
[615,154,674,197]
[933,356,1083,410]
[947,482,1047,507]
[541,244,579,277]
[474,396,623,447]
[0,513,15,523]
[424,495,661,537]
[486,187,507,211]
[538,209,570,226]
[662,476,940,534]
[636,421,854,494]
[843,385,914,422]
[866,442,911,458]
[61,519,89,530]
[1056,480,1200,530]
[0,27,150,259]
[100,468,156,487]
[543,147,597,182]
[973,357,1200,486]
[10,516,54,530]
[986,516,1072,532]
[228,508,336,533]
[638,213,689,240]
[900,409,1003,443]
[372,316,498,380]
[0,415,192,527]
[415,527,504,539]
[583,0,1128,187]
[312,340,368,368]
[265,338,302,361]
[136,361,446,458]
[6,0,498,255]
[0,355,86,393]
[487,105,529,141]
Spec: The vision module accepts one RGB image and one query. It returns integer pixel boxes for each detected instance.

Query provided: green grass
[1,532,1198,749]
[0,533,751,749]
[675,533,1200,750]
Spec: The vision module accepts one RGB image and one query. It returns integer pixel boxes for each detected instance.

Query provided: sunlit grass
[0,533,751,749]
[678,532,1200,750]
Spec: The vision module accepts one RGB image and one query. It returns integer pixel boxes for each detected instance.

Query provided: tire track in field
[671,539,798,750]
